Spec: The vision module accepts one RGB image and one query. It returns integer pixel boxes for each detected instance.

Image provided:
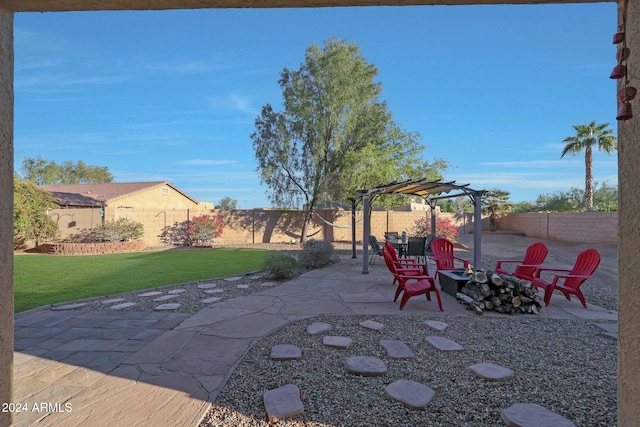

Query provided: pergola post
[473,192,482,269]
[361,194,370,274]
[429,198,437,237]
[348,197,357,259]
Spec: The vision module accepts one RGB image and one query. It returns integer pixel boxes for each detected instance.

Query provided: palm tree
[560,121,617,211]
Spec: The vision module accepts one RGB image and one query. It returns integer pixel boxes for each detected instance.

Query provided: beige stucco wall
[1,0,638,425]
[618,0,639,424]
[0,8,12,426]
[106,184,200,212]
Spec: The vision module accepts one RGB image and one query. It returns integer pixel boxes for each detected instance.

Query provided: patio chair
[531,248,601,308]
[494,242,549,281]
[406,236,428,263]
[367,235,384,266]
[430,237,469,283]
[383,247,443,311]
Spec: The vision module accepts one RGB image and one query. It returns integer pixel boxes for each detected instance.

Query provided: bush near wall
[38,241,145,255]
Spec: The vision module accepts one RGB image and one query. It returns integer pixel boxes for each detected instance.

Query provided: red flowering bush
[160,214,223,247]
[409,216,459,242]
[186,214,224,247]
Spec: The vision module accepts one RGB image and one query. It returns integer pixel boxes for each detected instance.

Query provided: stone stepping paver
[263,384,304,423]
[360,320,385,331]
[51,302,88,311]
[154,303,181,311]
[380,339,414,359]
[153,295,180,302]
[306,322,332,335]
[101,298,125,305]
[344,356,387,376]
[168,289,187,294]
[204,289,224,294]
[201,297,221,304]
[270,344,302,360]
[469,362,514,382]
[323,336,353,349]
[197,283,218,289]
[236,284,250,289]
[501,403,576,427]
[110,302,138,310]
[385,379,435,410]
[224,276,243,282]
[249,274,264,280]
[425,336,464,351]
[261,282,277,287]
[424,320,449,331]
[138,291,163,297]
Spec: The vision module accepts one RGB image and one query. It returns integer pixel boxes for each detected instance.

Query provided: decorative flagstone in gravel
[359,320,385,331]
[100,298,125,305]
[263,384,304,423]
[153,294,180,302]
[224,276,243,282]
[322,336,353,349]
[469,362,514,382]
[501,403,576,427]
[344,356,387,376]
[249,275,264,280]
[168,289,187,294]
[261,282,277,287]
[306,322,332,335]
[138,291,163,297]
[51,302,88,310]
[237,284,250,289]
[385,379,435,410]
[270,344,302,360]
[380,339,414,359]
[424,320,449,331]
[425,336,464,351]
[197,283,219,289]
[204,289,224,294]
[110,302,138,310]
[154,303,181,311]
[201,297,221,304]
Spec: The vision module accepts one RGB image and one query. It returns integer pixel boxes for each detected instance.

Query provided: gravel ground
[201,314,617,427]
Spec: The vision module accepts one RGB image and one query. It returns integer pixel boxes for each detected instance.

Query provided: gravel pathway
[201,314,617,426]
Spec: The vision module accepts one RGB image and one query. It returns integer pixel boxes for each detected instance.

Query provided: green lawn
[14,248,271,313]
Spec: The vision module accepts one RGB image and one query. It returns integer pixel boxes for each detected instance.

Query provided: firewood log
[456,292,484,315]
[511,296,522,308]
[462,287,483,301]
[473,271,488,283]
[489,296,502,307]
[490,273,503,287]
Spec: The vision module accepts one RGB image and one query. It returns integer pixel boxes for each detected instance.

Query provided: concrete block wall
[497,212,617,245]
[39,241,145,255]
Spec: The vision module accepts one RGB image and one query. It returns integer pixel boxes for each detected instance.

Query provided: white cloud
[207,92,258,116]
[174,159,239,166]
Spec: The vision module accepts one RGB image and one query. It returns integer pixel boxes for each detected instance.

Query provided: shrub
[186,214,224,247]
[263,252,302,281]
[90,218,144,242]
[297,239,339,270]
[409,216,459,242]
[159,214,224,247]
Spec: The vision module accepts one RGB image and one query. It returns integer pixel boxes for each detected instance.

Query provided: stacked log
[455,270,544,315]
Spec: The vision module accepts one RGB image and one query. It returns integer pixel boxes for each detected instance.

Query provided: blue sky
[14,4,619,208]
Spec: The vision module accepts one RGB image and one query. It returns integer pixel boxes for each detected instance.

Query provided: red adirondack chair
[384,241,429,276]
[430,237,469,282]
[531,248,601,308]
[495,242,549,282]
[383,247,443,311]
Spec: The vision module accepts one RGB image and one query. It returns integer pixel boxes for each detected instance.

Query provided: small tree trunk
[584,147,594,210]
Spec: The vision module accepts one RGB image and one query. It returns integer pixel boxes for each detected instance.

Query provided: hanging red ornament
[617,47,631,62]
[617,87,637,102]
[613,32,625,44]
[610,64,627,79]
[617,102,633,121]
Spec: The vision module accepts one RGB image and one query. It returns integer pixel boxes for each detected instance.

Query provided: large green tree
[14,175,58,246]
[560,121,617,211]
[21,156,114,185]
[252,38,445,241]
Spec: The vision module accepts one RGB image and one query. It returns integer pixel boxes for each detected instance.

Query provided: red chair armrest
[532,267,571,279]
[454,257,470,268]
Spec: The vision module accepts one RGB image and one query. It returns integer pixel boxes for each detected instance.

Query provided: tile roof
[42,181,199,206]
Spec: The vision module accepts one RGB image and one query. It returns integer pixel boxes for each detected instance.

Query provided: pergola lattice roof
[358,179,484,199]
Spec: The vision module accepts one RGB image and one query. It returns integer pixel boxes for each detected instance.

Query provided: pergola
[353,178,486,274]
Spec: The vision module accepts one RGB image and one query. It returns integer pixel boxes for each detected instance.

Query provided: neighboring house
[42,181,200,210]
[42,182,206,246]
